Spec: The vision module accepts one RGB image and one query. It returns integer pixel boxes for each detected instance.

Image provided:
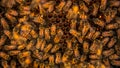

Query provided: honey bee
[87,63,95,68]
[72,4,79,19]
[102,30,114,37]
[38,4,46,15]
[33,15,45,25]
[80,55,87,62]
[4,45,17,51]
[101,37,110,46]
[107,37,117,48]
[103,58,110,68]
[92,31,101,40]
[4,30,12,39]
[83,41,89,54]
[26,40,36,50]
[0,52,10,60]
[111,60,120,66]
[64,62,72,68]
[33,50,43,60]
[40,40,46,51]
[56,0,66,11]
[86,27,96,39]
[18,16,28,23]
[66,9,73,19]
[103,49,114,57]
[79,1,89,13]
[18,51,31,58]
[109,1,120,7]
[23,56,32,67]
[55,52,62,64]
[79,10,88,20]
[62,53,69,63]
[33,60,39,68]
[17,43,26,50]
[7,9,18,16]
[42,53,50,60]
[39,27,45,38]
[100,0,107,11]
[73,44,80,58]
[89,54,100,60]
[109,54,120,60]
[19,6,31,15]
[49,55,55,65]
[69,29,80,37]
[5,13,17,23]
[93,18,105,27]
[82,21,90,37]
[54,29,63,43]
[36,38,44,49]
[63,0,72,12]
[1,60,9,68]
[44,43,53,53]
[10,60,16,68]
[66,39,72,49]
[0,35,7,47]
[30,30,38,39]
[39,63,45,68]
[50,24,56,36]
[115,17,120,24]
[50,44,61,53]
[105,23,119,30]
[45,28,50,41]
[70,20,77,29]
[1,0,16,8]
[117,29,120,39]
[0,18,9,30]
[8,50,20,56]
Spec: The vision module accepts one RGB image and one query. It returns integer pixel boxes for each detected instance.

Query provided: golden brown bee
[63,0,72,12]
[49,55,55,65]
[105,23,119,30]
[92,31,101,40]
[66,9,74,19]
[62,53,69,63]
[103,49,114,57]
[89,54,100,60]
[115,17,120,24]
[18,16,28,23]
[83,41,89,54]
[64,62,72,68]
[69,29,80,37]
[56,0,66,11]
[1,0,16,8]
[40,40,46,51]
[4,45,17,51]
[55,52,62,64]
[0,35,7,47]
[23,56,32,67]
[5,13,17,23]
[8,50,21,56]
[66,39,72,49]
[117,29,120,39]
[26,40,36,50]
[4,30,12,39]
[54,29,63,43]
[86,27,96,39]
[33,50,43,60]
[50,24,56,36]
[33,60,39,68]
[109,1,120,7]
[100,0,107,11]
[17,43,26,50]
[50,44,61,53]
[33,15,45,25]
[19,6,31,15]
[42,53,50,60]
[39,63,45,68]
[82,21,90,37]
[103,58,111,68]
[74,45,80,58]
[1,60,9,68]
[109,54,120,60]
[80,55,87,62]
[7,9,18,16]
[10,60,16,68]
[107,37,117,48]
[79,1,89,13]
[18,51,31,58]
[72,4,79,19]
[36,38,44,49]
[101,37,110,46]
[45,28,50,41]
[0,52,9,60]
[102,30,114,37]
[111,60,120,66]
[30,30,38,39]
[43,43,53,53]
[0,18,9,30]
[39,27,45,38]
[70,20,77,29]
[79,10,88,20]
[93,18,105,27]
[87,63,95,68]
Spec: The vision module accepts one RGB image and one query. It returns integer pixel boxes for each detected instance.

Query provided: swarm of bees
[0,0,120,68]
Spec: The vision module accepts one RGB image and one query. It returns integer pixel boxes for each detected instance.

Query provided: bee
[86,27,96,39]
[5,13,17,23]
[50,24,56,36]
[111,60,120,66]
[101,37,110,46]
[51,44,61,53]
[117,29,120,39]
[33,15,45,25]
[10,60,16,68]
[4,45,17,51]
[82,21,90,37]
[73,44,80,58]
[66,39,72,49]
[0,52,9,60]
[39,27,45,38]
[79,10,88,20]
[87,63,95,68]
[0,18,9,30]
[8,50,20,56]
[115,17,120,24]
[103,49,114,57]
[33,60,39,68]
[36,38,44,49]
[55,52,62,64]
[63,0,72,12]
[69,29,80,37]
[105,23,119,30]
[62,53,69,63]
[1,0,16,8]
[18,51,31,58]
[83,41,89,54]
[39,63,45,68]
[103,58,111,68]
[4,30,12,39]
[104,8,117,23]
[92,31,101,40]
[1,60,9,68]
[89,54,100,60]
[40,40,46,51]
[102,30,114,37]
[45,28,50,41]
[80,55,87,62]
[79,1,89,13]
[72,5,79,19]
[56,0,66,11]
[93,18,105,27]
[109,1,120,7]
[30,30,38,39]
[23,56,32,67]
[19,6,31,15]
[107,37,117,48]
[0,35,7,47]
[17,43,26,50]
[109,54,120,60]
[18,16,28,23]
[42,53,50,60]
[49,55,55,65]
[66,9,74,19]
[7,9,18,16]
[100,0,107,11]
[70,20,77,29]
[54,29,63,43]
[64,62,72,68]
[26,40,36,50]
[33,50,43,60]
[43,43,53,53]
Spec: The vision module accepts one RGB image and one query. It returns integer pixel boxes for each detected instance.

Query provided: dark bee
[107,37,117,48]
[0,52,10,60]
[102,30,114,37]
[103,49,114,57]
